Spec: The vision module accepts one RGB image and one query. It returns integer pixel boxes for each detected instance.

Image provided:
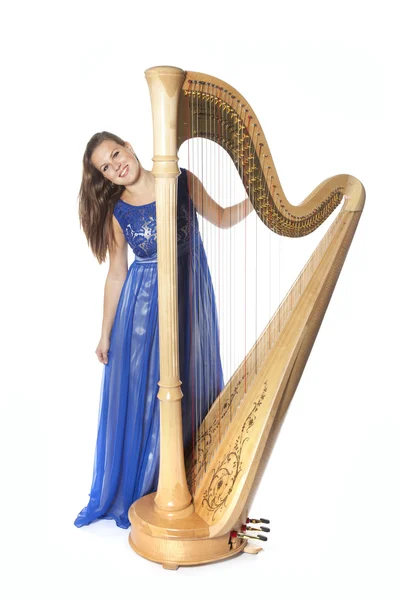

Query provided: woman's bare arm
[100,216,128,338]
[186,169,253,229]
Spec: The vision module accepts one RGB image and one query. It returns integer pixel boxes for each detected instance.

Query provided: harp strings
[183,86,306,487]
[184,147,261,472]
[190,204,344,492]
[178,79,348,493]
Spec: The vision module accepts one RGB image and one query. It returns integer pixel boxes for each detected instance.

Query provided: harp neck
[178,71,365,233]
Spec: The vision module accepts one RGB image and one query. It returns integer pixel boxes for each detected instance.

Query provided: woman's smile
[119,165,129,178]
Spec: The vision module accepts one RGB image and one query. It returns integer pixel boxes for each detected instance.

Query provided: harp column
[145,66,194,518]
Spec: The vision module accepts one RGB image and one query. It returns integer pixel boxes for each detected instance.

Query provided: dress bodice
[113,168,198,259]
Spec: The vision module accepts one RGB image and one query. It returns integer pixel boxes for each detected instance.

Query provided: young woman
[74,131,253,529]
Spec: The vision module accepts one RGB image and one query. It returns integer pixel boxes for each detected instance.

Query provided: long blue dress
[74,168,224,529]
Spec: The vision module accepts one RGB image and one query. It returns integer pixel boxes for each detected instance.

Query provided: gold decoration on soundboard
[201,381,268,521]
[186,372,248,491]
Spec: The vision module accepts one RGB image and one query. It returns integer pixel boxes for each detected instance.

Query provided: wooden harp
[127,66,365,569]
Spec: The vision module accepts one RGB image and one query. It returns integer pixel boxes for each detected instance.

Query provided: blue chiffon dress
[74,168,224,529]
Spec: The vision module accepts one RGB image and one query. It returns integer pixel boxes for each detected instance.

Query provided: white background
[1,1,399,598]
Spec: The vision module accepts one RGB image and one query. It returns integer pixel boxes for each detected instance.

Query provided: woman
[74,131,253,529]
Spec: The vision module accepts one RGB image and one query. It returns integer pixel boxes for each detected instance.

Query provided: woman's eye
[103,150,119,172]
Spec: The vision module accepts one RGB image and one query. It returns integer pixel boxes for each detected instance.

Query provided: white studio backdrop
[1,1,399,599]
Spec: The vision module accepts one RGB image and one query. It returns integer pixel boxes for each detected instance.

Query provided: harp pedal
[238,532,268,542]
[242,524,270,533]
[247,516,270,524]
[230,527,269,551]
[236,517,271,547]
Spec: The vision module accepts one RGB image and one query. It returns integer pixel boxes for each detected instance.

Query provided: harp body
[127,66,365,568]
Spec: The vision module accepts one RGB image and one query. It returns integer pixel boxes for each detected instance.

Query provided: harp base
[128,534,247,569]
[128,492,247,567]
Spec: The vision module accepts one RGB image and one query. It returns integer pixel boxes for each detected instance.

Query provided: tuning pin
[242,524,270,533]
[247,517,270,524]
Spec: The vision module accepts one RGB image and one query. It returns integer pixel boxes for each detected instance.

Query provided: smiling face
[90,139,139,186]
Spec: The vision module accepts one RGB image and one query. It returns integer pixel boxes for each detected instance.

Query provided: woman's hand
[95,334,111,365]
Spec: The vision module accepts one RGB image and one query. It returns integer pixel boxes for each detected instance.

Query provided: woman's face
[91,140,139,185]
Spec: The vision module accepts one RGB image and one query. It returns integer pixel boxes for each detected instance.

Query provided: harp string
[217,84,222,448]
[187,85,197,492]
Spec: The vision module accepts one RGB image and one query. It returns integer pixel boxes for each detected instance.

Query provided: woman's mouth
[119,165,129,178]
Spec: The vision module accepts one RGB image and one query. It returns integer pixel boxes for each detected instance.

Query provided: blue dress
[74,168,224,529]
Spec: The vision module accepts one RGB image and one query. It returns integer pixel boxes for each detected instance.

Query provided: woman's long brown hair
[78,131,126,264]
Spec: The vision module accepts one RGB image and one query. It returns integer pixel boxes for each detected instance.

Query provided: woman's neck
[121,166,156,204]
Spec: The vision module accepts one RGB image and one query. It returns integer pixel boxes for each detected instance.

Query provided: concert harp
[127,66,365,569]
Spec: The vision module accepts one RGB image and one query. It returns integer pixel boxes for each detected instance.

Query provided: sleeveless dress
[74,168,224,529]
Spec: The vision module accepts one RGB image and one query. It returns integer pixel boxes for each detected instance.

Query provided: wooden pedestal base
[128,493,247,568]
